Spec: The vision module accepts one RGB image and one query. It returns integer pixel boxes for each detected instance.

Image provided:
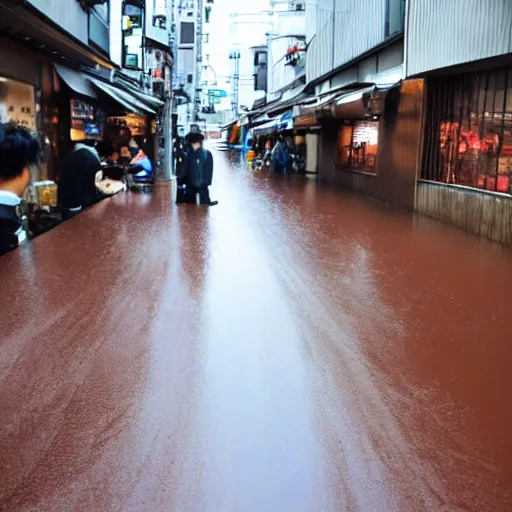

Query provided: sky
[204,0,271,110]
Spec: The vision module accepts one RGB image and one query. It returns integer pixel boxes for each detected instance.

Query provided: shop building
[407,0,512,244]
[0,0,172,183]
[298,0,425,208]
[174,0,204,135]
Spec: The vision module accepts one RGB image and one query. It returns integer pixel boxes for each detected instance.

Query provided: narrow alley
[1,151,512,512]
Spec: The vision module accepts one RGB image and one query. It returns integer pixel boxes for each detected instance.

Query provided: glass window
[423,68,512,194]
[0,77,35,130]
[70,100,103,142]
[337,121,379,171]
[153,0,167,28]
[180,22,195,44]
[123,3,143,69]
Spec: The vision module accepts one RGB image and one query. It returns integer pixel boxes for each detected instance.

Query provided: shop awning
[120,84,165,109]
[298,93,338,117]
[253,119,278,134]
[220,120,238,131]
[265,91,313,116]
[251,114,272,125]
[335,86,376,105]
[332,82,400,118]
[253,111,293,135]
[89,77,156,115]
[54,64,98,100]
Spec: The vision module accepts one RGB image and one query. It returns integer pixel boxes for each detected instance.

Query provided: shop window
[107,114,147,137]
[123,2,144,70]
[423,68,512,195]
[0,78,36,130]
[153,0,167,29]
[385,0,405,37]
[70,100,103,142]
[180,22,195,44]
[89,2,109,54]
[337,121,379,172]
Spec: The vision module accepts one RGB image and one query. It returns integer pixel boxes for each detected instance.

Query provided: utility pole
[158,0,175,180]
[229,50,240,118]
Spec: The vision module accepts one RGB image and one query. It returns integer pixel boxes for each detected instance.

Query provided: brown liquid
[0,152,511,511]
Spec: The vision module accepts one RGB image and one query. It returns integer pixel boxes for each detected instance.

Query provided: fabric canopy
[89,77,156,115]
[120,84,164,108]
[54,64,98,100]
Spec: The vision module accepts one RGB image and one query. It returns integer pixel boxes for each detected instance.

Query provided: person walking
[271,134,290,173]
[0,123,40,256]
[179,132,218,206]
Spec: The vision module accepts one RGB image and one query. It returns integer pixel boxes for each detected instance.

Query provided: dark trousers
[184,186,211,205]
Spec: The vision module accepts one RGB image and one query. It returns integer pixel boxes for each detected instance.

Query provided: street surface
[1,151,512,511]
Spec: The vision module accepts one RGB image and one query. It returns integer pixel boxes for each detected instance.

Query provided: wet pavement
[1,151,512,512]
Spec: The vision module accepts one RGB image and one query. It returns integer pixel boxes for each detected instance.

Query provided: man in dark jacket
[179,132,217,205]
[0,123,40,256]
[58,141,115,219]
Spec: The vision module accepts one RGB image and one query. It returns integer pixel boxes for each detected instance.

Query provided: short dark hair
[120,126,132,138]
[95,140,115,158]
[0,123,40,181]
[187,132,204,144]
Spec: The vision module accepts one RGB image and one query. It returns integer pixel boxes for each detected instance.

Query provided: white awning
[336,86,375,106]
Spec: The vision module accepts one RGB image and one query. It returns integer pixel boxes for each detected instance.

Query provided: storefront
[0,37,64,184]
[107,113,148,138]
[70,99,104,142]
[0,77,36,130]
[312,80,424,210]
[417,66,512,245]
[422,67,512,194]
[336,120,380,173]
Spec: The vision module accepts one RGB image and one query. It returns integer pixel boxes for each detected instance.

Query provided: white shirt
[0,190,26,245]
[0,190,21,207]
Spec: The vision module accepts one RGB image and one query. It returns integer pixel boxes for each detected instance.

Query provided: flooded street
[1,151,512,511]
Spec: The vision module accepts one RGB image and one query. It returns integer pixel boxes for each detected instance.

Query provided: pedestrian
[0,123,40,256]
[271,133,290,173]
[128,139,153,182]
[57,140,116,220]
[179,131,218,206]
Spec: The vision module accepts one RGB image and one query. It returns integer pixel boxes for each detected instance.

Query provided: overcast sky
[205,0,270,108]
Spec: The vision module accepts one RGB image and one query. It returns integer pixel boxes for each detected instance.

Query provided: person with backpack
[178,132,218,206]
[271,133,290,173]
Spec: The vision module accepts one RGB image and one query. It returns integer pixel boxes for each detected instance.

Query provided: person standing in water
[179,132,218,206]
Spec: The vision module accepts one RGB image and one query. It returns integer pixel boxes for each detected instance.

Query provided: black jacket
[58,145,102,210]
[180,147,213,189]
[0,204,23,256]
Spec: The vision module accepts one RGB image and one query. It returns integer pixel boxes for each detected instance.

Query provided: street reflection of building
[0,0,173,183]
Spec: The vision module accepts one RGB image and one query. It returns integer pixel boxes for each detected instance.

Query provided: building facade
[174,0,204,135]
[408,0,512,245]
[0,0,174,180]
[300,0,422,207]
[302,0,512,243]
